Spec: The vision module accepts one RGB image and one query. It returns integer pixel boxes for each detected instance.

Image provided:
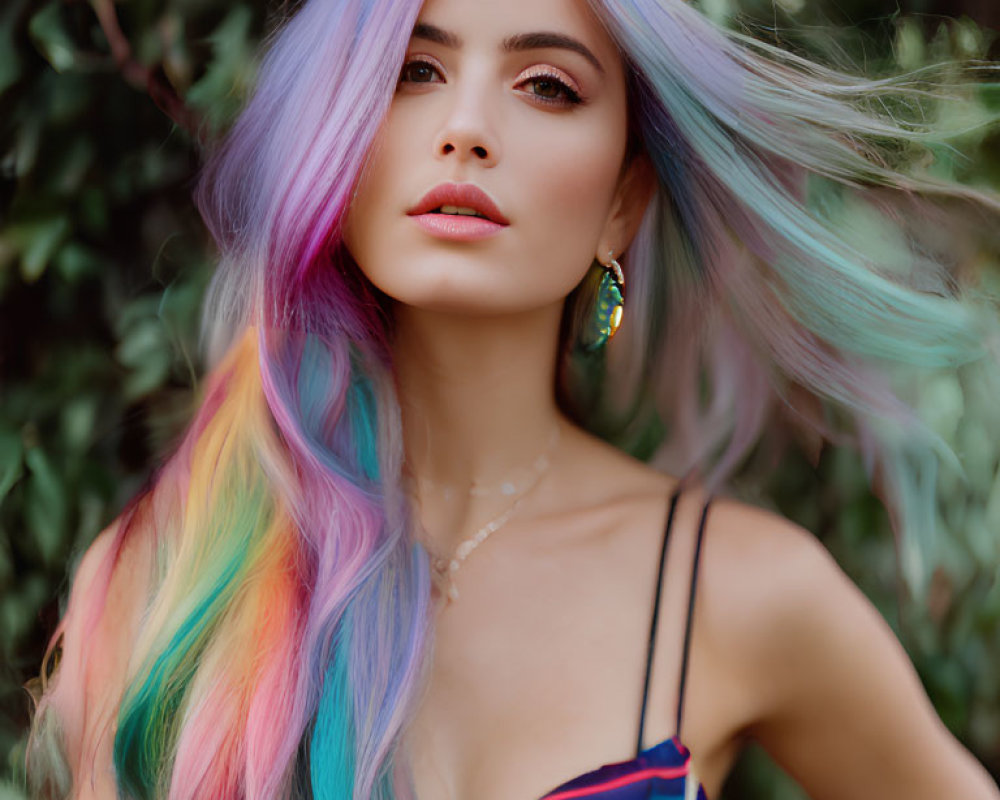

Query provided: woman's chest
[405,589,647,799]
[401,542,744,800]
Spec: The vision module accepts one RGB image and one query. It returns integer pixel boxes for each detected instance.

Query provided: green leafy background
[0,0,998,797]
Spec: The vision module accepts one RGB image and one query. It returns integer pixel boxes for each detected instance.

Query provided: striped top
[538,490,712,800]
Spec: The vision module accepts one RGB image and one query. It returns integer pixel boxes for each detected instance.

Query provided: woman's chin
[391,294,531,318]
[380,277,535,318]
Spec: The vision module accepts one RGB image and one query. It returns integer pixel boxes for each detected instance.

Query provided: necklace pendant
[423,422,561,606]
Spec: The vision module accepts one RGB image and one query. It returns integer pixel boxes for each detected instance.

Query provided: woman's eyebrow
[410,22,605,74]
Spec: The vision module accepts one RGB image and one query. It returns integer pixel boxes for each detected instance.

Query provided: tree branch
[88,0,205,142]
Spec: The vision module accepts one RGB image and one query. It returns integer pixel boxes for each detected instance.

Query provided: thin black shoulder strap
[635,488,681,756]
[675,498,712,739]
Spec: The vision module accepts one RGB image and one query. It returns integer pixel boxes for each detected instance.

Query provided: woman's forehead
[411,0,618,63]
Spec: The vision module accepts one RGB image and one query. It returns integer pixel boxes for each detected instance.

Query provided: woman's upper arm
[735,514,999,800]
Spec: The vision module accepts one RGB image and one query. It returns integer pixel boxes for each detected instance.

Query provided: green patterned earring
[581,251,625,351]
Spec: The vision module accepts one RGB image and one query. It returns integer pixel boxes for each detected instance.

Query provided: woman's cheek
[533,137,624,238]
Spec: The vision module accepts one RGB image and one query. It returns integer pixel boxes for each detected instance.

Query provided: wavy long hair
[26,0,1000,797]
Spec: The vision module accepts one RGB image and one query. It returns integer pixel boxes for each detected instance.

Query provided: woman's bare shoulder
[690,495,897,695]
[695,498,999,799]
[693,497,841,669]
[698,496,833,612]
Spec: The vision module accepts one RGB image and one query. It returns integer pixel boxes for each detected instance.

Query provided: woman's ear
[598,151,656,257]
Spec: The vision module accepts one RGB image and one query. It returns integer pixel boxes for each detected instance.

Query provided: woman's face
[343,0,647,316]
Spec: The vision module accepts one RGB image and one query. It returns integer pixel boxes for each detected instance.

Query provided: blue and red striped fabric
[538,735,708,800]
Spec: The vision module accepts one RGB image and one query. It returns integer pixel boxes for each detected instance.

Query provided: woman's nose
[439,139,490,161]
[433,85,500,167]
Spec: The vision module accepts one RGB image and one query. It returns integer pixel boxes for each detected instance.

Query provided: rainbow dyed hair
[25,0,1000,797]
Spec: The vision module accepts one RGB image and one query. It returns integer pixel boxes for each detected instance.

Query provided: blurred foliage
[0,0,998,798]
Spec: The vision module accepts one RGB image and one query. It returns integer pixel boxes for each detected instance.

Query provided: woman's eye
[518,76,583,106]
[397,60,581,105]
[399,60,442,85]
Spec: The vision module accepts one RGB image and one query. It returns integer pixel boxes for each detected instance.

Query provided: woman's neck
[391,300,567,551]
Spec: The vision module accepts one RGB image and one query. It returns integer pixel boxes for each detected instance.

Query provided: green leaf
[27,2,77,74]
[47,135,96,195]
[116,316,165,367]
[0,428,23,505]
[978,83,1000,114]
[185,6,257,132]
[0,536,12,592]
[0,11,24,98]
[0,576,49,658]
[14,214,71,282]
[59,395,99,453]
[12,110,43,178]
[895,17,927,72]
[696,0,734,24]
[115,316,172,400]
[23,446,67,566]
[54,242,107,283]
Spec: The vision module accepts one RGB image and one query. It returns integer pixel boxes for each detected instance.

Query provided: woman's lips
[409,213,506,241]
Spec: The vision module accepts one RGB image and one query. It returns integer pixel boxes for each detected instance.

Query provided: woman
[25,0,1000,797]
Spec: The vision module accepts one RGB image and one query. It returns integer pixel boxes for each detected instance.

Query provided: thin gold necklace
[412,425,559,500]
[418,424,560,603]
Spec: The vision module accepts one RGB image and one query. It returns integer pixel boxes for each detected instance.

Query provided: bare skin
[401,453,1000,799]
